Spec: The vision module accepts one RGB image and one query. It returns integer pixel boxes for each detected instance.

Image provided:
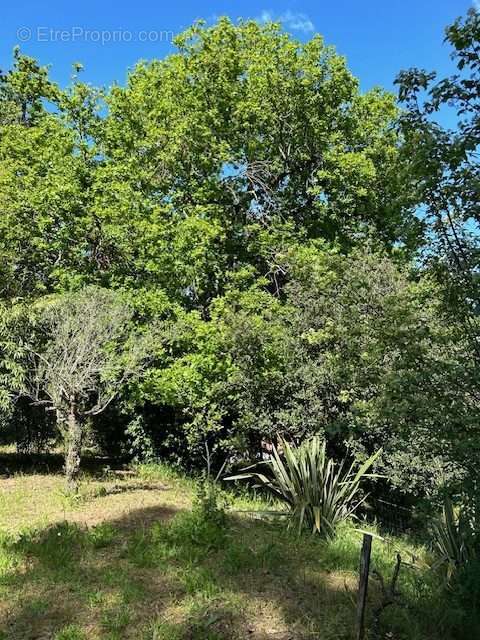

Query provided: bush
[0,396,56,453]
[194,476,228,530]
[448,558,480,635]
[159,485,228,556]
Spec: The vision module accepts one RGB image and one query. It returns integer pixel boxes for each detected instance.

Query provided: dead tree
[371,553,403,639]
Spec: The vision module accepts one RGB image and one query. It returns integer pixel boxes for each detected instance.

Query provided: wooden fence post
[356,533,372,640]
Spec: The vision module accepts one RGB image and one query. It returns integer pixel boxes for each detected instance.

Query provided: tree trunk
[64,402,83,492]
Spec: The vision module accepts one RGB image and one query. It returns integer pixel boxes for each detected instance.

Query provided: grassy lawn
[0,459,467,640]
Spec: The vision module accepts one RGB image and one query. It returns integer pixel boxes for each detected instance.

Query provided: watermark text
[16,26,175,45]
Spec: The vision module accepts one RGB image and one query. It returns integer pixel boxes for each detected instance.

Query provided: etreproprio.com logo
[16,26,175,45]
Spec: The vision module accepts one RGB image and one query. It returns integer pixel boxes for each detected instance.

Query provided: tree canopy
[0,13,478,501]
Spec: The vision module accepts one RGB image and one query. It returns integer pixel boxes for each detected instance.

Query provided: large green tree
[0,50,104,298]
[96,18,419,308]
[396,8,480,358]
[0,21,417,308]
[1,17,477,503]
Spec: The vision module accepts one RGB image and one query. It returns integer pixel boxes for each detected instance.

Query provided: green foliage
[193,476,228,531]
[396,9,480,362]
[86,523,117,549]
[159,484,228,557]
[0,302,36,412]
[135,460,187,484]
[54,625,86,640]
[101,604,132,636]
[0,18,416,306]
[125,415,156,463]
[0,396,56,453]
[446,558,480,637]
[395,10,480,501]
[144,621,182,640]
[431,497,479,580]
[146,244,473,499]
[0,13,478,520]
[228,437,381,537]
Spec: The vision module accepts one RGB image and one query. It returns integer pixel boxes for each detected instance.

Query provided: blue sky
[0,1,475,98]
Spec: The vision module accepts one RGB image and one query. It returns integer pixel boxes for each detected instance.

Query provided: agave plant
[431,497,478,580]
[227,437,381,538]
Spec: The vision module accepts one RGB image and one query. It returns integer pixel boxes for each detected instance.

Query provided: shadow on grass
[0,502,464,640]
[86,481,171,502]
[0,505,180,640]
[0,505,359,640]
[0,450,127,478]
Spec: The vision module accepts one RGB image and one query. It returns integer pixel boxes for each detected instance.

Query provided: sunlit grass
[0,460,476,639]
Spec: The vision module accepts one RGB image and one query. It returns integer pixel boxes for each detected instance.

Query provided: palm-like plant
[431,498,478,580]
[227,437,381,538]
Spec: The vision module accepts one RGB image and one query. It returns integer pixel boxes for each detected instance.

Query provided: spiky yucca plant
[431,498,478,580]
[227,437,381,538]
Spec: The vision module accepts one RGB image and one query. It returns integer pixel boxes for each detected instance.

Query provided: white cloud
[474,0,480,10]
[257,9,315,34]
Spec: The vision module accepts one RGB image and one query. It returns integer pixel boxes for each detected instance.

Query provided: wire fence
[364,497,419,536]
